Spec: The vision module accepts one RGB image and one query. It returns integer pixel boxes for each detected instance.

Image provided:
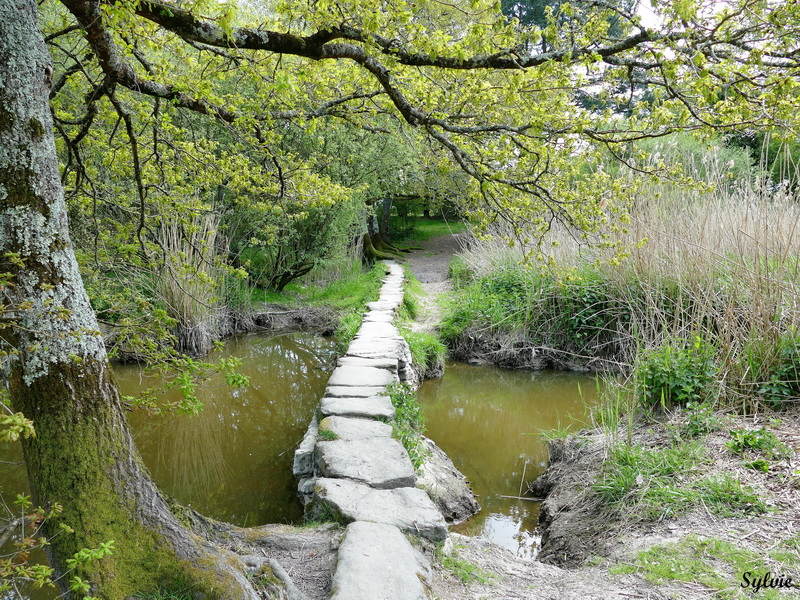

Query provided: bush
[757,333,800,406]
[637,336,717,408]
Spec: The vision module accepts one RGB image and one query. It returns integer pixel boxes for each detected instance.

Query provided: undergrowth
[593,419,769,521]
[397,270,446,377]
[386,382,427,470]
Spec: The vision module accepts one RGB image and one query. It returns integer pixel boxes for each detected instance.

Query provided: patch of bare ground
[513,407,800,600]
[405,233,465,333]
[425,533,671,600]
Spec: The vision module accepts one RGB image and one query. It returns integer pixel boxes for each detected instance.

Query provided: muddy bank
[528,433,622,567]
[529,409,800,581]
[446,329,623,373]
[105,303,338,361]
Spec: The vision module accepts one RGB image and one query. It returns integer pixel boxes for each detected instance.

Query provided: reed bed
[447,142,800,408]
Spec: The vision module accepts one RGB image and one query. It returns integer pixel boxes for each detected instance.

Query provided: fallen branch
[498,495,544,501]
[0,517,24,549]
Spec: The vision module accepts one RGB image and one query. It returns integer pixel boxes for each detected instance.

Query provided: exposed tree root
[362,233,397,261]
[241,555,310,600]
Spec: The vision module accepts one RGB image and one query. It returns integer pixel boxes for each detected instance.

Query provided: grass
[252,261,385,349]
[386,382,427,470]
[395,269,447,377]
[593,436,767,521]
[610,534,796,599]
[317,427,338,441]
[437,544,493,585]
[400,329,446,376]
[298,262,385,313]
[133,578,194,600]
[391,217,466,243]
[153,213,225,356]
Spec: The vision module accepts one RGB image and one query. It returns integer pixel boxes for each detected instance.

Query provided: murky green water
[418,361,603,559]
[120,332,338,526]
[2,335,600,597]
[1,333,336,600]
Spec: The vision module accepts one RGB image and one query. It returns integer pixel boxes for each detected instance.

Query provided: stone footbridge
[293,261,447,600]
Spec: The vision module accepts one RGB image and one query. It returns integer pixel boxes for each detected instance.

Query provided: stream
[418,360,602,559]
[1,333,600,597]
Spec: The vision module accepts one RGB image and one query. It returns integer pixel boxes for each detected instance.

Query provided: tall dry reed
[156,212,225,356]
[453,141,800,405]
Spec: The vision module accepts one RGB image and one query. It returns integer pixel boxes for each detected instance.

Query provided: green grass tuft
[594,437,767,521]
[386,382,427,470]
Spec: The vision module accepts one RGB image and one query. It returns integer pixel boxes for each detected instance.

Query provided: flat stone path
[293,261,445,599]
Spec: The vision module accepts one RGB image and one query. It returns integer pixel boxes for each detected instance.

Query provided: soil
[404,232,466,333]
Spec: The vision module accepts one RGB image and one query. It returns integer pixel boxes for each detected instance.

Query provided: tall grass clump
[154,212,227,356]
[386,382,427,469]
[446,134,800,409]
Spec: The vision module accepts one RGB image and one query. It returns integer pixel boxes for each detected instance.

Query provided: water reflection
[120,332,338,526]
[418,361,602,558]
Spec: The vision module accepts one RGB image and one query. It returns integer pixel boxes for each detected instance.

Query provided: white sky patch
[637,1,663,29]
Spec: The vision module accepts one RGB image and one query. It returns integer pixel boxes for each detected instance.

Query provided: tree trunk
[0,2,258,597]
[378,197,393,241]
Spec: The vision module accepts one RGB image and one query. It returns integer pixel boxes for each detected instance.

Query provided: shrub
[637,336,717,408]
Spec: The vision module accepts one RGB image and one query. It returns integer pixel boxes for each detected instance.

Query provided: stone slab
[330,521,432,600]
[362,311,395,323]
[336,356,397,371]
[325,385,387,398]
[328,365,396,387]
[316,438,416,489]
[292,415,318,477]
[319,416,393,441]
[366,300,400,311]
[357,321,400,339]
[346,337,402,359]
[319,396,395,420]
[297,476,316,506]
[315,478,447,542]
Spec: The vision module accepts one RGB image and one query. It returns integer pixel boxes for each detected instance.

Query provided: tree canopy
[40,0,800,263]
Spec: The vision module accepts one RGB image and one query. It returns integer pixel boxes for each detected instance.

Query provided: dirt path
[404,233,465,332]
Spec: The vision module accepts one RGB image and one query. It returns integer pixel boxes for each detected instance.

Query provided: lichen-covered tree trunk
[0,2,257,597]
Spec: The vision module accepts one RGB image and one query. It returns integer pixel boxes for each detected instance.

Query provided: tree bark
[378,197,393,241]
[0,2,258,597]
